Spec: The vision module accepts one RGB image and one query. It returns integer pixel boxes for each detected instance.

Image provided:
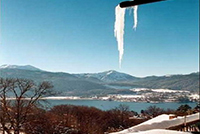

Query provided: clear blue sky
[0,0,199,77]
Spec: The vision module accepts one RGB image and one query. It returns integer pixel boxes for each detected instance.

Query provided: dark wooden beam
[120,0,166,8]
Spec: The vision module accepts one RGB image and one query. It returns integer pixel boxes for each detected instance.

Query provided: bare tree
[0,78,53,134]
[144,105,165,117]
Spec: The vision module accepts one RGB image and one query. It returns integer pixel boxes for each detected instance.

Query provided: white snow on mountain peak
[0,64,14,68]
[0,64,41,71]
[74,70,137,82]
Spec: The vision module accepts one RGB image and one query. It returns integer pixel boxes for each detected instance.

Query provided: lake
[45,99,197,113]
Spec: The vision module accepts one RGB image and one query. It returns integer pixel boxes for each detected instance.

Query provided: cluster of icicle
[114,5,138,68]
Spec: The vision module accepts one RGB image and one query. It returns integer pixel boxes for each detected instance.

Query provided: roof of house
[110,113,199,134]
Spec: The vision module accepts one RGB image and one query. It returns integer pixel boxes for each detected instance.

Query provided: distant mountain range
[0,65,199,96]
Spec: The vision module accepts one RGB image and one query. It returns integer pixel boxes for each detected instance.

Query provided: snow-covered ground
[130,88,189,93]
[116,129,191,134]
[189,94,200,99]
[110,113,200,134]
[42,96,81,100]
[108,94,144,99]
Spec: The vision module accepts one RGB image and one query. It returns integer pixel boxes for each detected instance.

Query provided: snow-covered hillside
[74,70,138,82]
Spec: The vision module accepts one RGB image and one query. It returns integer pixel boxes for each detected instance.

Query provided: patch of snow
[130,88,189,93]
[42,96,81,100]
[151,89,189,93]
[106,70,114,75]
[130,88,150,92]
[125,129,191,134]
[113,94,144,99]
[101,96,110,100]
[189,94,199,99]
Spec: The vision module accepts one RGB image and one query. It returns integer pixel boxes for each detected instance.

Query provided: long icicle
[114,5,126,68]
[114,4,138,68]
[133,5,138,30]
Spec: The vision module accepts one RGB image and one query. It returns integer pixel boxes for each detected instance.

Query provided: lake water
[46,100,197,113]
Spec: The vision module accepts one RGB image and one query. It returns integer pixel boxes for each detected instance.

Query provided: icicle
[114,3,139,68]
[133,5,138,30]
[114,5,126,68]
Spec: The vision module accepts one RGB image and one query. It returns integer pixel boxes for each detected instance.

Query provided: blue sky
[0,0,199,77]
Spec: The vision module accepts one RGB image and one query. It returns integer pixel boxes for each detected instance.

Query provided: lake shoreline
[41,96,199,103]
[46,99,198,113]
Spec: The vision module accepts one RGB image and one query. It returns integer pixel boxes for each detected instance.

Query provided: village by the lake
[44,88,199,103]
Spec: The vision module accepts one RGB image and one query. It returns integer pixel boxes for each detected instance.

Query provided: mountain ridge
[0,64,42,71]
[74,70,139,82]
[0,65,199,95]
[1,64,198,79]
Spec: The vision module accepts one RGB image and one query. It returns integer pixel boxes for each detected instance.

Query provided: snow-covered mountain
[0,64,199,94]
[74,70,138,82]
[0,64,42,71]
[0,65,111,96]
